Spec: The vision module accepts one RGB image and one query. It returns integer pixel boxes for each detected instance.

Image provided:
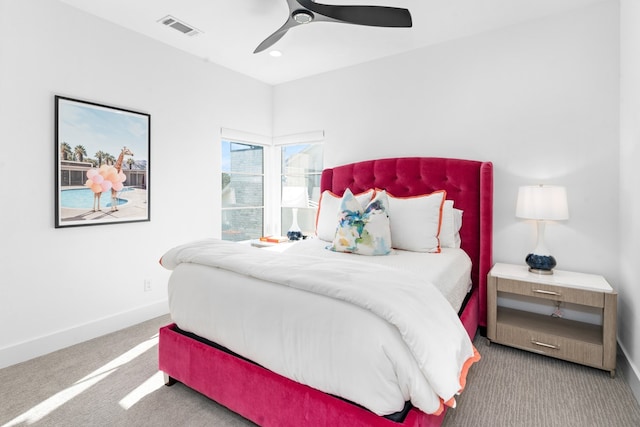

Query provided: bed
[159,156,493,426]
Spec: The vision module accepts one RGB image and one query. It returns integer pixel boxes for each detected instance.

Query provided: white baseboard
[0,300,169,370]
[618,341,640,406]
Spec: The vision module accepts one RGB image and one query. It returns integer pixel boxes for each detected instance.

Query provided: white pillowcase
[315,189,375,242]
[386,190,446,253]
[440,200,464,249]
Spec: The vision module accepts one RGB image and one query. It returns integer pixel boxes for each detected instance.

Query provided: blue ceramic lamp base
[287,230,303,241]
[287,208,304,241]
[525,253,556,275]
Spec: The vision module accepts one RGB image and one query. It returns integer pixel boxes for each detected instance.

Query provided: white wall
[275,1,619,281]
[619,0,640,400]
[0,0,272,368]
[274,0,636,383]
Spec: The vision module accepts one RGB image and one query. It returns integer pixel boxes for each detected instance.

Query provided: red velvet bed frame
[159,157,493,426]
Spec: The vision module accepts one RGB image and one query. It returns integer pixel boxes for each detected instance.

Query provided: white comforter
[161,238,479,416]
[283,237,472,312]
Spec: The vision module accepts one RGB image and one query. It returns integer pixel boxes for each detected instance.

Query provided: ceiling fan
[254,0,412,53]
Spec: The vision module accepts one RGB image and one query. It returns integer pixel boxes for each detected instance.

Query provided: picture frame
[55,96,150,228]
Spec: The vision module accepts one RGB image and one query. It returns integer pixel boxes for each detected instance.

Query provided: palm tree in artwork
[60,142,72,160]
[95,150,106,167]
[126,158,135,170]
[74,145,87,162]
[104,153,116,166]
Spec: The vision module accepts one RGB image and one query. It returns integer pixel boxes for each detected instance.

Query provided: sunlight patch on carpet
[119,370,165,410]
[1,334,159,426]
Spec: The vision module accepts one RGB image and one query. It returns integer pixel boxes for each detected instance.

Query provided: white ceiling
[59,0,604,85]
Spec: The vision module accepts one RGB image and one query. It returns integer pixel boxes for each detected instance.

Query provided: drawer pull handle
[533,289,561,296]
[531,340,559,350]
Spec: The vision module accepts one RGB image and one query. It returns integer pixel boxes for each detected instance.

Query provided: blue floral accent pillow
[329,189,392,256]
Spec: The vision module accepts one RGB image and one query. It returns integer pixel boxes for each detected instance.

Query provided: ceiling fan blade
[297,0,412,27]
[254,18,299,53]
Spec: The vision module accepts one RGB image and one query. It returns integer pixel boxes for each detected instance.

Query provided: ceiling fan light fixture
[269,50,282,57]
[292,10,314,24]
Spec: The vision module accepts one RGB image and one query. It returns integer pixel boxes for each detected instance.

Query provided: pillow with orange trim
[440,200,463,249]
[315,189,375,242]
[387,190,446,253]
[329,189,392,256]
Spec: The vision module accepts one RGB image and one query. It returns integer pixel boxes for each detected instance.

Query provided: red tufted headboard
[320,157,493,329]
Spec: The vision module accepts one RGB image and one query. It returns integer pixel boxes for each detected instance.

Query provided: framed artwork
[55,96,150,228]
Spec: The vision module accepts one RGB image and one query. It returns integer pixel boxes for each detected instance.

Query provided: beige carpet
[1,314,639,427]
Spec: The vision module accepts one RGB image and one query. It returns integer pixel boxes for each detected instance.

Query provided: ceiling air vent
[158,15,202,37]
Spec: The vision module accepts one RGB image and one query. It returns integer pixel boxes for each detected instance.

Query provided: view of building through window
[221,140,323,241]
[221,141,264,241]
[281,143,323,237]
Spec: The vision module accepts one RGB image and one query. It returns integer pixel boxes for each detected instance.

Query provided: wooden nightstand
[487,263,617,377]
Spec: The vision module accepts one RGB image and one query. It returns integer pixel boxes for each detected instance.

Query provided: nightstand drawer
[496,322,603,367]
[496,278,604,308]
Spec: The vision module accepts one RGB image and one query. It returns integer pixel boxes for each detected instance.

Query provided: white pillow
[315,189,375,242]
[440,200,464,248]
[329,189,392,256]
[386,190,446,253]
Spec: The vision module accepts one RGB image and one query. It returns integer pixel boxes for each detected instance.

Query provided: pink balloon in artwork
[86,179,100,194]
[84,164,128,194]
[100,180,113,192]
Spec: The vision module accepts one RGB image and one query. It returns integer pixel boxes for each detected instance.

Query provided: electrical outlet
[144,279,152,292]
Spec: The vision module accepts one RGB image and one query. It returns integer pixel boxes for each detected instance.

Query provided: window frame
[221,139,268,242]
[278,142,324,237]
[220,129,324,240]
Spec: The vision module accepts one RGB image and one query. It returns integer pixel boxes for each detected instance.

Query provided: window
[221,140,264,241]
[221,130,324,241]
[280,143,324,237]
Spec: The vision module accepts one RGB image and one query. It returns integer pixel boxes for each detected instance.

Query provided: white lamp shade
[516,185,569,221]
[282,186,309,208]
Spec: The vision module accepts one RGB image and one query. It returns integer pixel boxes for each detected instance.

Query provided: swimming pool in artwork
[61,187,131,209]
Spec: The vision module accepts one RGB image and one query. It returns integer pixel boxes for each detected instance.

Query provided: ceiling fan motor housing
[292,10,314,24]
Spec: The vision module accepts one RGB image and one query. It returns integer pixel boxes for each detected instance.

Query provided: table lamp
[282,186,309,240]
[516,185,569,274]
